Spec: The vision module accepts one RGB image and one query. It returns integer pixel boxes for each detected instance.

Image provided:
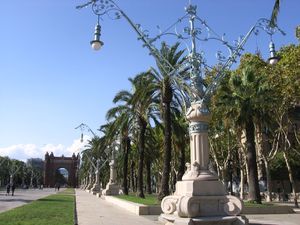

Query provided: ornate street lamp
[90,20,104,50]
[268,41,280,65]
[75,123,108,194]
[77,1,285,224]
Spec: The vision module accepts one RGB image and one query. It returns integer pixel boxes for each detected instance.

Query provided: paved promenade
[76,189,160,225]
[1,188,299,224]
[0,188,60,213]
[75,189,300,225]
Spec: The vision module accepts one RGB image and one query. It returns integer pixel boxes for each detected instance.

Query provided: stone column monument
[102,146,119,196]
[91,159,102,194]
[86,167,94,191]
[159,102,247,225]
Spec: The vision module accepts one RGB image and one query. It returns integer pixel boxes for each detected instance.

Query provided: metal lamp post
[77,1,285,224]
[75,123,110,195]
[75,123,100,192]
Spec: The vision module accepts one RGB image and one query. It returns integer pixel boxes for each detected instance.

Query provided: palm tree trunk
[146,158,152,194]
[122,137,130,195]
[245,117,261,203]
[130,161,135,192]
[159,101,172,200]
[137,117,146,198]
[283,151,299,208]
[177,144,185,181]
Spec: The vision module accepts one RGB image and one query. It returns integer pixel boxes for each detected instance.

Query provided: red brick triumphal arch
[44,152,80,188]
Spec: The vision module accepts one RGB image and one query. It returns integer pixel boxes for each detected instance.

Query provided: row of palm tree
[80,38,299,206]
[79,1,300,204]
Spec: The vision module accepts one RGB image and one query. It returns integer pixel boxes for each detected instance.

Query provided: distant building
[27,158,44,170]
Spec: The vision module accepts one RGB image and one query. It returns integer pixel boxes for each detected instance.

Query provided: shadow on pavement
[38,198,72,203]
[0,198,32,203]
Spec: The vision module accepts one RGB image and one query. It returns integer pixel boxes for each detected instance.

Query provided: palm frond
[269,0,280,28]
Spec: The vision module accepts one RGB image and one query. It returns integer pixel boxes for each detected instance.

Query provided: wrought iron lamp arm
[77,1,285,105]
[202,18,285,103]
[9,164,21,176]
[202,25,256,102]
[75,123,97,137]
[77,0,179,77]
[82,152,97,170]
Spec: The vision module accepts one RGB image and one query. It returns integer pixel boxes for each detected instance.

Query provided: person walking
[6,183,10,196]
[11,183,16,196]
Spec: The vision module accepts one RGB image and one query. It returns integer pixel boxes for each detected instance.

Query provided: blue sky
[0,0,299,161]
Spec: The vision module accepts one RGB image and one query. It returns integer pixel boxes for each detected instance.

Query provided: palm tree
[106,95,135,195]
[148,42,187,200]
[82,134,110,185]
[108,74,155,198]
[216,56,272,203]
[144,127,160,194]
[172,112,189,182]
[131,74,157,198]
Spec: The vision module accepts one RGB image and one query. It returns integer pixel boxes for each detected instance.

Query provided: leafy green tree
[270,44,300,207]
[0,157,10,186]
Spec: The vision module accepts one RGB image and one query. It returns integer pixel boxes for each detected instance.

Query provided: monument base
[159,214,248,225]
[160,179,247,225]
[91,183,101,195]
[85,183,94,191]
[102,182,119,196]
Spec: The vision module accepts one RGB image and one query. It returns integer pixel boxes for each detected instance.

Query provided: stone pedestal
[91,183,101,195]
[91,166,102,194]
[160,102,247,225]
[102,182,119,195]
[86,172,94,191]
[102,157,119,196]
[159,214,248,225]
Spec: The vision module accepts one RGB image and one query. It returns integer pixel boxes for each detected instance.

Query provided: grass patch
[57,188,74,195]
[0,188,75,225]
[244,201,274,207]
[116,193,160,205]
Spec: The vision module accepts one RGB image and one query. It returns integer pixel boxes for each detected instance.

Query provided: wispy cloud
[0,135,91,162]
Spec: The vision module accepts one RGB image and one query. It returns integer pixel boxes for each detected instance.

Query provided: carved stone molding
[161,195,243,218]
[186,102,210,123]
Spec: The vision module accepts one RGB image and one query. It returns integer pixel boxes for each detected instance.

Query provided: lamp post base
[102,182,119,196]
[159,214,248,225]
[91,183,101,194]
[160,179,247,224]
[159,102,247,224]
[85,182,94,191]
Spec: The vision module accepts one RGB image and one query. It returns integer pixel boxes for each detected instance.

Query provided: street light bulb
[268,57,279,65]
[91,40,103,50]
[90,23,104,51]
